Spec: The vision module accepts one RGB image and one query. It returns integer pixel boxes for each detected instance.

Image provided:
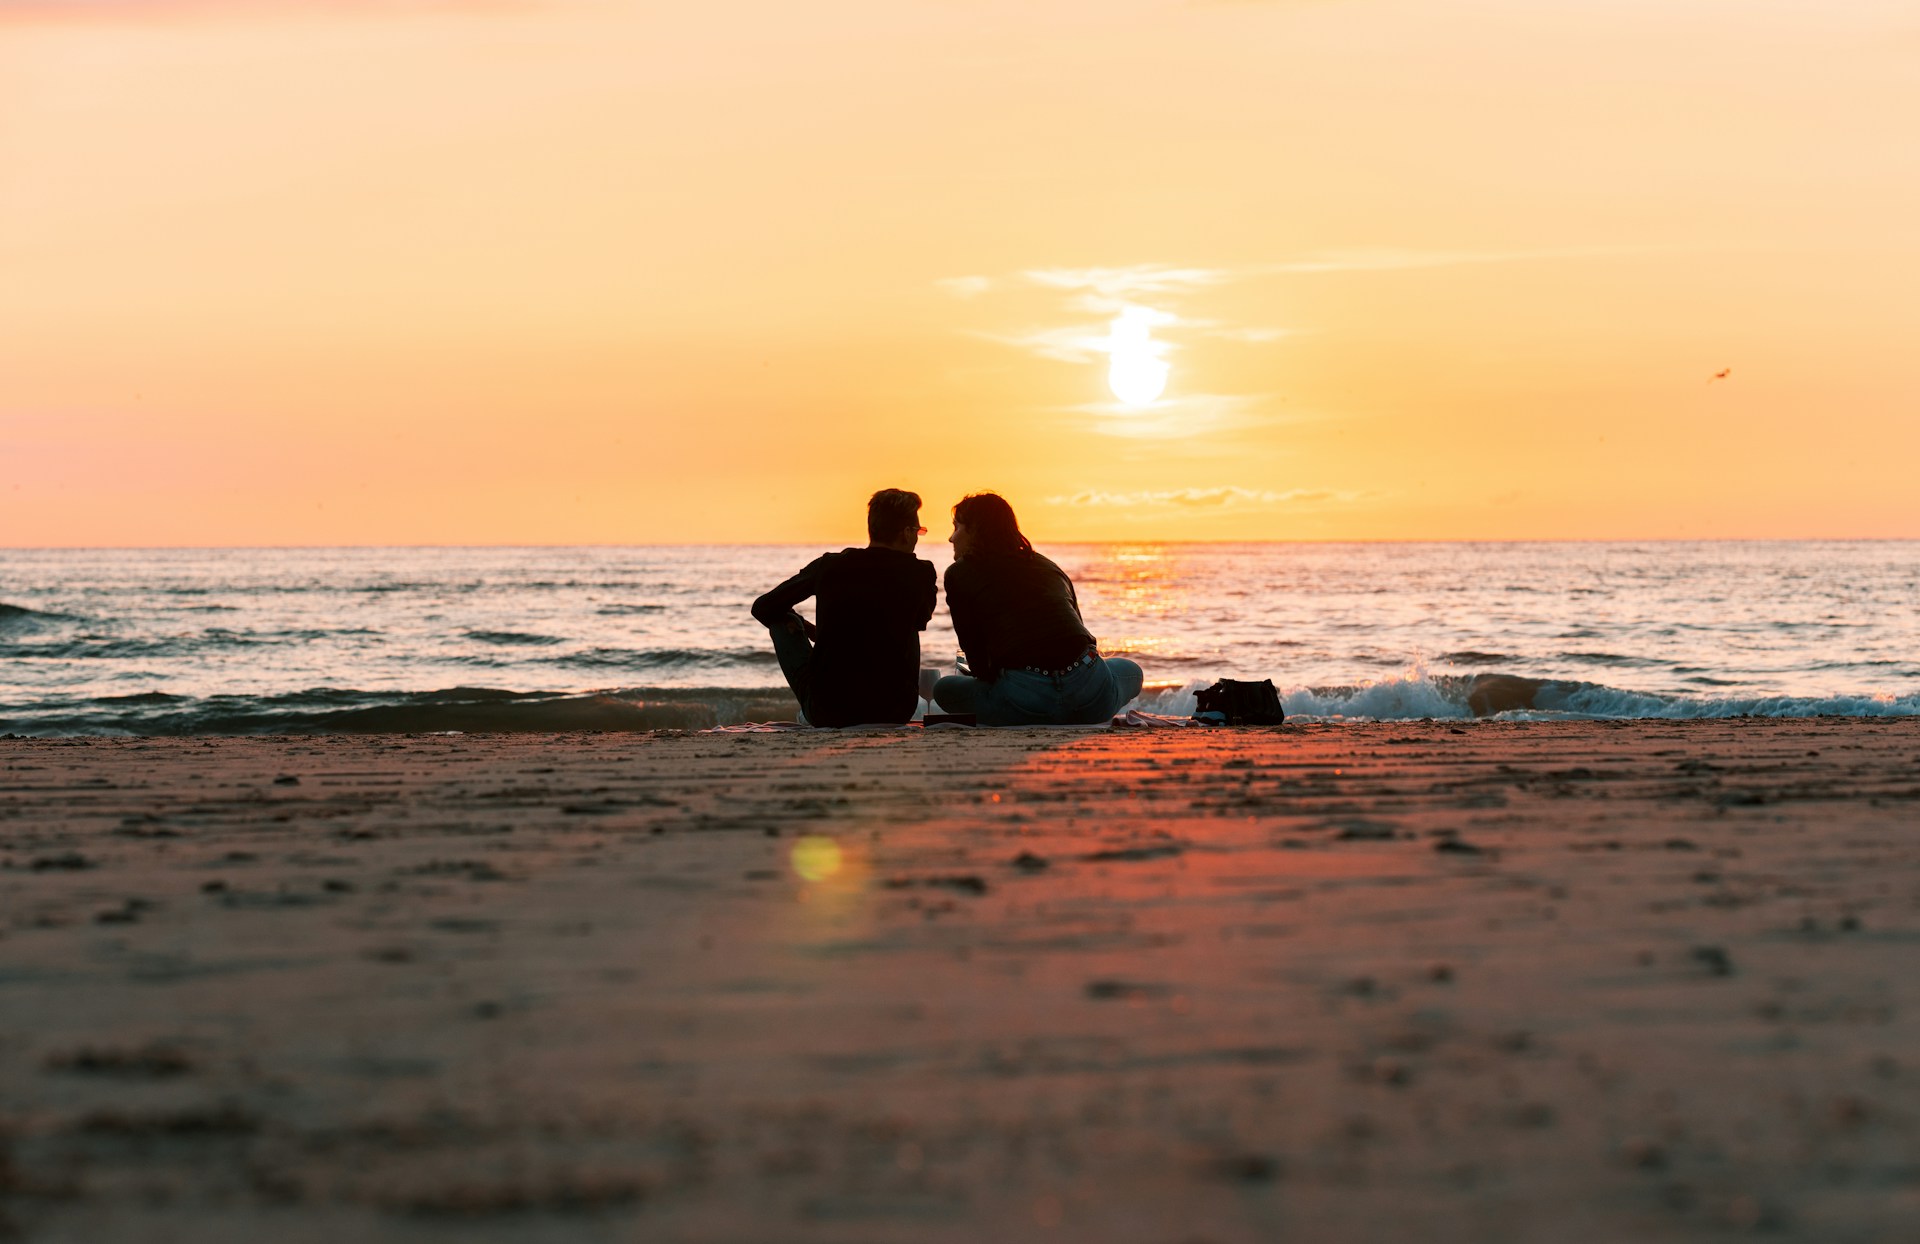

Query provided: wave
[541,647,780,671]
[0,628,376,661]
[0,685,805,737]
[0,603,75,630]
[1101,650,1215,666]
[1136,669,1920,722]
[466,630,565,646]
[7,669,1917,737]
[2,636,189,661]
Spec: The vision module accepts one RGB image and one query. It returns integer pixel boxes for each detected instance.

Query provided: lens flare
[790,835,843,882]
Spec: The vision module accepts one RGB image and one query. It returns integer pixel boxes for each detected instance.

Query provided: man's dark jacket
[753,547,937,726]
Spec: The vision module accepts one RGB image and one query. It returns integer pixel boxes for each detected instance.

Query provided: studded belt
[1014,646,1099,678]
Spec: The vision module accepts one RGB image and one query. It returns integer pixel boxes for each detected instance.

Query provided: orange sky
[3,0,1917,546]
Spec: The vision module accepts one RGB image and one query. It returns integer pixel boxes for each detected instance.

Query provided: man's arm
[752,557,824,638]
[914,561,937,630]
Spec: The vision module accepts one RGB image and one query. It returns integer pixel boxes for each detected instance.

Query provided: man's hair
[951,492,1032,556]
[867,489,922,542]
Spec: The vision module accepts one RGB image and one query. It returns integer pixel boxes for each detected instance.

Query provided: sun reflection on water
[1074,545,1192,662]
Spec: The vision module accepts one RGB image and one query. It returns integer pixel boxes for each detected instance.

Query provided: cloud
[1049,486,1354,508]
[1059,391,1274,439]
[946,247,1621,305]
[946,247,1597,367]
[946,247,1612,432]
[1259,246,1631,275]
[934,275,993,299]
[1024,265,1234,297]
[984,303,1194,369]
[1023,265,1233,315]
[971,325,1115,365]
[1185,322,1293,344]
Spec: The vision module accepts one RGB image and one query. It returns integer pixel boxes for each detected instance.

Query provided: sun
[1106,306,1170,406]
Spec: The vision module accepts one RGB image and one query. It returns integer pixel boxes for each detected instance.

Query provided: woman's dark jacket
[944,550,1096,682]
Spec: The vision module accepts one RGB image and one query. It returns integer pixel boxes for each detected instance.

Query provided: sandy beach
[3,720,1918,1242]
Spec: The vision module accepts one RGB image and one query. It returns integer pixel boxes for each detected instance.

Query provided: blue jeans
[933,656,1143,726]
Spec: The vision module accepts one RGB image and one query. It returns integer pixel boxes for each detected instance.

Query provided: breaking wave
[466,629,566,646]
[540,647,781,671]
[5,670,1917,736]
[1136,670,1920,722]
[0,629,364,661]
[0,603,75,630]
[0,686,806,737]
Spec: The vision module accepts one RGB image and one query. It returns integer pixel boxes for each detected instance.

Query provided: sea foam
[1134,670,1920,722]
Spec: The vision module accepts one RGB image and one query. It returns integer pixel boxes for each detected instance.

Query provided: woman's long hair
[952,492,1032,556]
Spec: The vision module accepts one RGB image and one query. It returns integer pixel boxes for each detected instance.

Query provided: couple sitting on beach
[751,489,1145,728]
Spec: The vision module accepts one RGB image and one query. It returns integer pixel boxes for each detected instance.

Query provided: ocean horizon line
[4,535,1918,553]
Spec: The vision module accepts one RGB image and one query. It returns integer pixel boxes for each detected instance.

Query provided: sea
[1,542,1916,735]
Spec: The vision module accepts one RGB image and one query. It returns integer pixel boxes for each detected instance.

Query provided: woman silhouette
[932,493,1144,726]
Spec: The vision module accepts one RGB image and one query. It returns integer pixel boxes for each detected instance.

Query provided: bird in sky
[1708,368,1731,382]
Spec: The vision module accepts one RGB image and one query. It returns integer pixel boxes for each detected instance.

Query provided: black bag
[1192,678,1285,726]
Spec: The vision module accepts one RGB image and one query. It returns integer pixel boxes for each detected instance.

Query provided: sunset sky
[4,0,1917,546]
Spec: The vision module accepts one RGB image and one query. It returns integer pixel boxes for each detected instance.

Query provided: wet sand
[2,719,1918,1242]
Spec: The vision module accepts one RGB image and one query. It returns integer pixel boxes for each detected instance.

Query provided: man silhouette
[751,489,937,726]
